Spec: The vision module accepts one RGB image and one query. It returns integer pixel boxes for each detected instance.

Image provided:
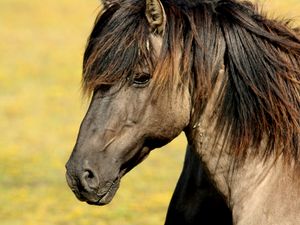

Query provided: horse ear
[100,0,114,8]
[145,0,166,35]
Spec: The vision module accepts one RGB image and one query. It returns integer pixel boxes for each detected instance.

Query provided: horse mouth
[87,147,150,205]
[66,145,151,206]
[87,178,120,206]
[66,172,121,206]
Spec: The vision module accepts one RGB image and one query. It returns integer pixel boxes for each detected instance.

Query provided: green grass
[0,0,299,224]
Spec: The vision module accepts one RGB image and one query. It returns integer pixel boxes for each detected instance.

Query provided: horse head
[65,0,191,205]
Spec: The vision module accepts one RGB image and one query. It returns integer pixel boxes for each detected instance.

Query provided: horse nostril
[81,169,99,191]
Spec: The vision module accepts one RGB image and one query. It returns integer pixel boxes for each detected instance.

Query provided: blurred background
[0,0,299,224]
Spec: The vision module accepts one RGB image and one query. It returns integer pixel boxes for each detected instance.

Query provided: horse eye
[132,73,151,86]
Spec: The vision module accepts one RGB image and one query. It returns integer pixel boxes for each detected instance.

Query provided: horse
[65,0,300,224]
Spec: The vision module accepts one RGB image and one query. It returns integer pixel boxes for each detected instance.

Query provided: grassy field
[0,0,299,224]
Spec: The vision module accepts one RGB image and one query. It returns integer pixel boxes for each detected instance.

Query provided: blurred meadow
[0,0,300,224]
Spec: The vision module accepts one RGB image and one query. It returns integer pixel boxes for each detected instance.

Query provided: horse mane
[216,2,300,164]
[83,0,300,164]
[179,0,300,163]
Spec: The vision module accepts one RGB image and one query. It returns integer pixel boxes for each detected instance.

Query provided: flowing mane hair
[83,0,300,164]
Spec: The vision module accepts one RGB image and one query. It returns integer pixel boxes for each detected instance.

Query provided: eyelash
[128,73,151,87]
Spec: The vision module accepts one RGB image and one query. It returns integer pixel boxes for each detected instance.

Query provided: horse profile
[66,0,300,224]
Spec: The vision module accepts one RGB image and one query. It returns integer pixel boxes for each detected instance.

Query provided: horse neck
[185,69,300,224]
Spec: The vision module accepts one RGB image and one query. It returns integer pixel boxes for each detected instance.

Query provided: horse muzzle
[65,164,120,205]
